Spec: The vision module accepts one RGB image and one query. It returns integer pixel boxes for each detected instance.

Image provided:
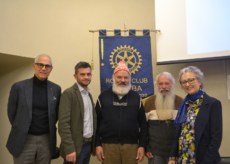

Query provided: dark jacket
[95,87,148,148]
[7,78,61,158]
[58,83,97,159]
[170,93,222,164]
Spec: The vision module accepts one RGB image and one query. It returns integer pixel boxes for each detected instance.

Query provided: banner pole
[89,29,160,33]
[91,32,94,70]
[124,22,127,36]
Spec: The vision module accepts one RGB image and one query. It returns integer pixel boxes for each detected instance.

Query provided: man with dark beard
[95,61,148,164]
[144,72,183,164]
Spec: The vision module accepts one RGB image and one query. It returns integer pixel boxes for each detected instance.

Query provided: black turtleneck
[28,75,49,135]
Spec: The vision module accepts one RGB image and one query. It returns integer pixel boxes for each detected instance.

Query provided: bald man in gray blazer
[7,54,61,164]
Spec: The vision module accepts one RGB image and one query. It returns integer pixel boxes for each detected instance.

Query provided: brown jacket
[144,94,183,156]
[144,95,183,114]
[58,83,97,159]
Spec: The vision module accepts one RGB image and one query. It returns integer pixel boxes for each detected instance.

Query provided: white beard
[155,88,175,120]
[112,77,131,95]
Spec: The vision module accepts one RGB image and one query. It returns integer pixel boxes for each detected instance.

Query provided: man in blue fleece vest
[95,61,148,164]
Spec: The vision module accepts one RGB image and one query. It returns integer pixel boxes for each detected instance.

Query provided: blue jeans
[63,141,91,164]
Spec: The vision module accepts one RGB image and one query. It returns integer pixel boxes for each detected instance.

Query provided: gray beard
[112,77,131,96]
[155,89,175,120]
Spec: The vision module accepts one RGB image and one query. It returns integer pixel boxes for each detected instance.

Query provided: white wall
[0,55,34,164]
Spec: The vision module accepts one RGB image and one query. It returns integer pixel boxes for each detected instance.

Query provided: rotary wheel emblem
[110,45,142,75]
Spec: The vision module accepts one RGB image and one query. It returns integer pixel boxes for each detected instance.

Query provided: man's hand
[145,152,153,159]
[136,147,145,163]
[91,147,96,156]
[96,146,105,162]
[168,161,176,164]
[66,152,76,163]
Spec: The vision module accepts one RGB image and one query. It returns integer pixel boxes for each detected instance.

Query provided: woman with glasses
[168,66,222,164]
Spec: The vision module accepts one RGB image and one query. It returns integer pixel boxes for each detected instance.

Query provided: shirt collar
[76,82,90,93]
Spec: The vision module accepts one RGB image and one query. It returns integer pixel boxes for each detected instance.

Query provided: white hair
[34,54,53,66]
[155,72,175,86]
[155,88,175,120]
[112,75,131,95]
[155,72,176,120]
[179,66,204,89]
[155,72,175,95]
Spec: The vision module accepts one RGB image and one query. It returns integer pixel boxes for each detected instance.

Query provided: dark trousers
[148,155,169,164]
[64,141,91,164]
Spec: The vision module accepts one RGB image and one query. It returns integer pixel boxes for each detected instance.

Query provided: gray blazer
[6,77,61,158]
[58,83,97,159]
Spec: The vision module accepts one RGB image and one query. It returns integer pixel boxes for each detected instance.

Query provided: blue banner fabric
[114,29,121,36]
[99,29,106,36]
[99,36,154,98]
[129,29,136,36]
[143,29,150,36]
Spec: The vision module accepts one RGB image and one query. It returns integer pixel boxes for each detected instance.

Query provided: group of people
[7,54,222,164]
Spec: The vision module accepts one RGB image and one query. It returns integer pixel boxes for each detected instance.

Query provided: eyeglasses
[180,78,198,86]
[35,63,52,70]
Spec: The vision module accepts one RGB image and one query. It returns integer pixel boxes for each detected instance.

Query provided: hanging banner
[99,30,154,98]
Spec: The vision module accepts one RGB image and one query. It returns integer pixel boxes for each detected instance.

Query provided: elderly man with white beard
[95,61,148,164]
[144,72,183,164]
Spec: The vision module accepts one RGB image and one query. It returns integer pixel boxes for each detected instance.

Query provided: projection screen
[155,0,230,65]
